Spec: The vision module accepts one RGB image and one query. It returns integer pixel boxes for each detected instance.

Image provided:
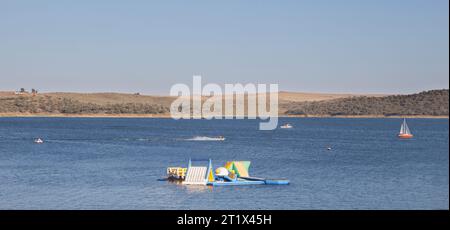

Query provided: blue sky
[0,0,448,94]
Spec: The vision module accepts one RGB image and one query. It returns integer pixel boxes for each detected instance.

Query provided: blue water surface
[0,117,448,210]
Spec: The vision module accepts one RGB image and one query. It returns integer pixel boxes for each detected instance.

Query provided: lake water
[0,117,448,210]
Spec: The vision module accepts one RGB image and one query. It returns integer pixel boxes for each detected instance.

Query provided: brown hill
[284,89,449,116]
[0,90,447,117]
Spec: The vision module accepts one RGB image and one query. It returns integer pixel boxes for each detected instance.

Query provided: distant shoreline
[0,113,447,119]
[1,89,448,118]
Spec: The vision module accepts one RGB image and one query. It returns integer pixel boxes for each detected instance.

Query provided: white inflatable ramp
[183,166,207,185]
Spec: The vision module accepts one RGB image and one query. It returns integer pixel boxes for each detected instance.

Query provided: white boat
[280,123,293,129]
[34,138,44,144]
[398,118,413,139]
[187,136,225,141]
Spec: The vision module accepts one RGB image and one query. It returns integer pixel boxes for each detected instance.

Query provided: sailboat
[398,118,413,139]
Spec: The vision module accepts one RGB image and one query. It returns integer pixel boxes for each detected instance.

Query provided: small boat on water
[34,138,44,144]
[280,123,293,129]
[398,118,413,139]
[166,167,187,180]
[187,136,225,141]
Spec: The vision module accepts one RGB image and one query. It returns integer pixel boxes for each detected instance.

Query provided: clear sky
[0,0,448,94]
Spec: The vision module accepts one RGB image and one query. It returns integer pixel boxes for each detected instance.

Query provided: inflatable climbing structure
[165,159,289,186]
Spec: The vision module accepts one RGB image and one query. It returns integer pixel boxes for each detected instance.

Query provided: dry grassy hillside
[0,91,364,115]
[278,91,385,103]
[0,90,446,117]
[0,92,173,115]
[285,89,449,116]
[45,92,175,106]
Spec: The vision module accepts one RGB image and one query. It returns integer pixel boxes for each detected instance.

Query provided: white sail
[400,121,405,134]
[400,119,411,135]
[404,120,411,135]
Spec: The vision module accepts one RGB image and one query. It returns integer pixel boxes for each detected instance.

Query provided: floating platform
[209,180,265,186]
[209,179,289,186]
[163,159,289,186]
[264,179,290,185]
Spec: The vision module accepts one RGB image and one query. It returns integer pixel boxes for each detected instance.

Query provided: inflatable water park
[163,159,289,186]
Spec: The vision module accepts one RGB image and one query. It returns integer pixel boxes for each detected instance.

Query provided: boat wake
[185,136,225,141]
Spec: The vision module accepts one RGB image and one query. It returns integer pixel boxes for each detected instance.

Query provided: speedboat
[280,123,293,129]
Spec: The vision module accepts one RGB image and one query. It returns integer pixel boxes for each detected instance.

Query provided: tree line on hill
[284,89,449,116]
[0,89,448,116]
[0,95,169,114]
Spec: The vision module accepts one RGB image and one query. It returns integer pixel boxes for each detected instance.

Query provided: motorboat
[280,123,293,129]
[34,138,44,144]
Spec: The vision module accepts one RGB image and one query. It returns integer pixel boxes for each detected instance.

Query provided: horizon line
[1,88,448,97]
